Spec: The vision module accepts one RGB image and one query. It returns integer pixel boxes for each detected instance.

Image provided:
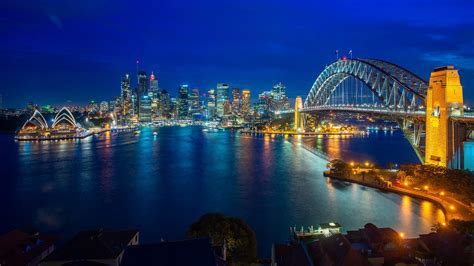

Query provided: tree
[328,159,351,177]
[186,213,257,264]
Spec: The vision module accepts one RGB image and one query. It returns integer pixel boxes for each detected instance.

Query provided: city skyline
[2,0,474,107]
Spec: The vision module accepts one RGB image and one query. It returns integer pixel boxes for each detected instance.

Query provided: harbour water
[0,126,446,256]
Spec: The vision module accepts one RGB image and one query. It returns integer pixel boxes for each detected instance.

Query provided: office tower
[121,74,131,116]
[223,97,232,116]
[149,72,159,117]
[207,89,216,119]
[231,88,241,115]
[137,71,148,97]
[241,89,251,115]
[188,88,201,117]
[216,83,229,118]
[100,101,109,113]
[139,95,152,122]
[160,89,171,118]
[272,82,290,111]
[177,85,189,119]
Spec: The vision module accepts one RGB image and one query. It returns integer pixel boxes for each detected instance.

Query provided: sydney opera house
[15,107,86,140]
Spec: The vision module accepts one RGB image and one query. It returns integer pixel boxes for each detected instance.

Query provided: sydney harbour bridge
[289,58,474,169]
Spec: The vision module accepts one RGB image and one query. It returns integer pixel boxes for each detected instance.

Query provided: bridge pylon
[425,66,464,167]
[294,96,304,131]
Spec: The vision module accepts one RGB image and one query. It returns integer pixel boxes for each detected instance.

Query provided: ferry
[291,222,342,240]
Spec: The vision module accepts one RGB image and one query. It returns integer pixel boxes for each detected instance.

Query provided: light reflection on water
[0,127,446,256]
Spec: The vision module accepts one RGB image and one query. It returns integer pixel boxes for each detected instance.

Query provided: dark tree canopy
[186,213,257,264]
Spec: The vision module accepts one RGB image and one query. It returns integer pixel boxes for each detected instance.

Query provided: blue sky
[1,0,473,107]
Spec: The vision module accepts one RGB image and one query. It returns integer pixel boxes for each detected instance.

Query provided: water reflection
[1,128,447,256]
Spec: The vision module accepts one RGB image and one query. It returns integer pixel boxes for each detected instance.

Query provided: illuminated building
[159,89,171,118]
[99,101,109,113]
[139,95,152,123]
[87,101,98,113]
[177,85,189,119]
[149,71,159,117]
[188,88,201,118]
[231,88,241,114]
[272,82,290,111]
[425,66,464,167]
[121,74,132,116]
[207,89,216,119]
[216,83,229,118]
[223,97,232,116]
[241,89,251,115]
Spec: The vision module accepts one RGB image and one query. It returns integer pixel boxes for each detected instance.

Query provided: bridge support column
[425,66,464,168]
[294,96,304,132]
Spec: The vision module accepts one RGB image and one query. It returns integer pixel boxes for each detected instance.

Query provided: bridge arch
[304,59,428,112]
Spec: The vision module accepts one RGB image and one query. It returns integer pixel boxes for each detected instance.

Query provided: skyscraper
[241,89,251,115]
[207,89,216,119]
[137,71,148,97]
[100,101,109,113]
[136,71,148,117]
[177,85,189,119]
[149,71,159,118]
[139,95,152,123]
[121,74,131,117]
[189,88,201,117]
[231,88,241,115]
[216,83,229,118]
[272,82,290,111]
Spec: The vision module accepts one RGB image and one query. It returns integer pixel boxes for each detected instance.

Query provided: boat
[153,131,158,136]
[202,128,209,132]
[134,130,141,135]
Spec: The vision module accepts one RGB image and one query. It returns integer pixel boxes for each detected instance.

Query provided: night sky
[1,0,473,107]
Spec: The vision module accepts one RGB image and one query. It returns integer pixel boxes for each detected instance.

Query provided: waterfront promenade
[323,171,474,223]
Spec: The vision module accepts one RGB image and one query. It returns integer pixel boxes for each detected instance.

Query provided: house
[271,242,313,266]
[409,229,474,265]
[120,238,225,266]
[0,228,59,266]
[40,229,138,266]
[307,234,371,266]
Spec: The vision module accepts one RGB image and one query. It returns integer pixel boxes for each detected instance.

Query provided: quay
[323,170,474,223]
[240,129,363,137]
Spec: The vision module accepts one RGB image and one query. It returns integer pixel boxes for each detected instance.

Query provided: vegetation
[186,213,257,265]
[327,159,352,177]
[400,164,474,203]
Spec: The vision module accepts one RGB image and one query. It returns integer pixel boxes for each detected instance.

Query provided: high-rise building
[216,83,229,118]
[137,71,148,97]
[231,88,241,115]
[139,95,152,123]
[121,74,131,117]
[149,72,159,117]
[160,89,171,118]
[177,85,189,119]
[223,97,232,116]
[207,89,216,119]
[100,101,109,113]
[272,82,290,111]
[189,88,201,117]
[241,89,251,115]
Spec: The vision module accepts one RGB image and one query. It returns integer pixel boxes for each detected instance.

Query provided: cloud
[421,52,474,70]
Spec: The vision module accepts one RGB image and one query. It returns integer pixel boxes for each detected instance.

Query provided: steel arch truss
[304,59,427,112]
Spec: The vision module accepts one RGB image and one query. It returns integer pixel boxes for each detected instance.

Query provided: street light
[364,162,369,167]
[450,205,455,210]
[424,185,429,191]
[399,232,404,238]
[440,191,445,196]
[350,162,355,167]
